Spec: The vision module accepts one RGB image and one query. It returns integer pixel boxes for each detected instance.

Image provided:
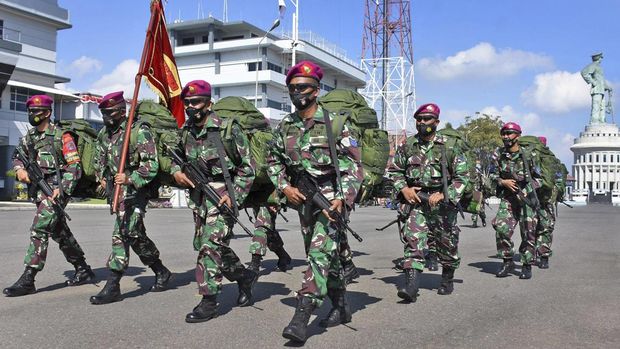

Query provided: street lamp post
[254,18,281,108]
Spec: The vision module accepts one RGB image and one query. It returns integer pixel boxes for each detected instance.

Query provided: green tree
[457,114,503,175]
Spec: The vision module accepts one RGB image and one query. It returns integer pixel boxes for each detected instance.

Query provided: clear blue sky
[56,0,620,165]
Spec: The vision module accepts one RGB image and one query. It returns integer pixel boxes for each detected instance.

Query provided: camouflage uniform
[12,125,88,271]
[391,134,470,272]
[536,204,554,258]
[248,206,279,256]
[93,120,161,272]
[471,166,487,227]
[171,113,255,296]
[269,107,363,306]
[490,148,541,266]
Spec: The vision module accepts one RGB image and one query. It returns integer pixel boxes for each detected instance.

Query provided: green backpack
[129,100,180,191]
[435,128,483,214]
[318,89,390,203]
[211,96,277,206]
[53,119,100,198]
[518,135,557,204]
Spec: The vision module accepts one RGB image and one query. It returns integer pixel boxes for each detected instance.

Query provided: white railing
[282,30,359,68]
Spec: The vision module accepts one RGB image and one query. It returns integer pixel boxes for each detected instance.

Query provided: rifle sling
[322,108,347,217]
[207,129,239,217]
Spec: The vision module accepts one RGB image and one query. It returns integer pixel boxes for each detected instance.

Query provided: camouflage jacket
[93,119,159,202]
[268,107,363,207]
[13,124,81,200]
[489,146,541,199]
[170,113,255,217]
[391,134,470,204]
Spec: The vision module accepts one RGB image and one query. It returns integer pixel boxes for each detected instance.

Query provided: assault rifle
[167,145,254,237]
[499,171,540,209]
[15,147,71,221]
[294,171,363,242]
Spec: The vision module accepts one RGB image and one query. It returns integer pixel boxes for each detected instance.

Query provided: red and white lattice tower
[361,0,416,134]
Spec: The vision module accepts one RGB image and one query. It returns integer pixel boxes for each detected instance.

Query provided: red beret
[26,95,53,109]
[501,122,522,134]
[414,103,440,119]
[181,80,212,99]
[538,136,547,146]
[286,60,323,85]
[98,91,126,109]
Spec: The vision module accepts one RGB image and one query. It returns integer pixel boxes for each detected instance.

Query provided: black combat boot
[65,261,95,286]
[397,268,421,302]
[519,264,532,280]
[538,256,549,269]
[319,288,352,327]
[236,268,257,307]
[3,267,37,297]
[481,215,487,227]
[185,295,219,323]
[282,296,317,343]
[247,254,262,274]
[496,259,515,278]
[437,267,455,295]
[426,253,439,271]
[274,247,292,272]
[89,271,122,305]
[342,259,360,284]
[150,260,172,292]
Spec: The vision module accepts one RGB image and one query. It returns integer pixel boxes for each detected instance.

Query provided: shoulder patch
[62,133,80,164]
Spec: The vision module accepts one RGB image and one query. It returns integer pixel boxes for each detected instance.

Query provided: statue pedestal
[570,122,620,204]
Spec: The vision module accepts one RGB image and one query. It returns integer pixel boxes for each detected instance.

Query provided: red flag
[143,0,185,127]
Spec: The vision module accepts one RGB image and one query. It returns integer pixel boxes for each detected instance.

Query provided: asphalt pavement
[0,204,618,348]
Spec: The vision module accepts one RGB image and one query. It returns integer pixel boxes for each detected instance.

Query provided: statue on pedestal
[581,52,613,124]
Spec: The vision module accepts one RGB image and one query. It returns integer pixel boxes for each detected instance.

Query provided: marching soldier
[4,95,94,297]
[268,61,363,343]
[170,80,257,323]
[490,122,540,280]
[471,160,488,228]
[535,136,556,269]
[90,91,171,305]
[247,206,292,274]
[391,103,470,302]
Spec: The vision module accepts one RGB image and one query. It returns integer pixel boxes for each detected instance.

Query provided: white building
[0,0,80,200]
[570,123,620,204]
[168,18,366,123]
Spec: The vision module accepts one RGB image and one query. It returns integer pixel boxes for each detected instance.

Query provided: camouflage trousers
[402,204,461,271]
[248,206,285,256]
[297,208,345,307]
[471,209,486,225]
[193,210,245,296]
[107,204,160,272]
[24,198,86,271]
[492,198,538,265]
[536,203,555,258]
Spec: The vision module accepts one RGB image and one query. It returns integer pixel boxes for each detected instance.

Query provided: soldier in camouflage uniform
[90,91,171,305]
[247,205,292,274]
[170,80,257,323]
[490,122,541,280]
[4,95,95,297]
[534,136,556,269]
[268,61,363,343]
[391,103,470,302]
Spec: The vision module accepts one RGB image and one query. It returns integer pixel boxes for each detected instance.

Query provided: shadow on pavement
[40,266,146,294]
[280,289,382,346]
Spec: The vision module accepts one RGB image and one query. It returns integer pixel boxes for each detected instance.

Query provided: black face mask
[290,91,316,111]
[28,109,49,127]
[416,123,437,137]
[185,107,209,124]
[502,137,517,148]
[101,108,124,128]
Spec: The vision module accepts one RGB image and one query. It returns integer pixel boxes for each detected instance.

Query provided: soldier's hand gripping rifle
[166,145,254,237]
[15,147,71,221]
[499,171,540,209]
[295,171,363,242]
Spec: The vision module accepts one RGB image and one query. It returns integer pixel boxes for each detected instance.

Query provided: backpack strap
[47,127,65,200]
[207,129,239,217]
[438,143,451,205]
[322,108,347,214]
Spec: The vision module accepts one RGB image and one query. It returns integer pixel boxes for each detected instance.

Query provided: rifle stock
[15,147,71,221]
[294,171,363,242]
[167,145,254,237]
